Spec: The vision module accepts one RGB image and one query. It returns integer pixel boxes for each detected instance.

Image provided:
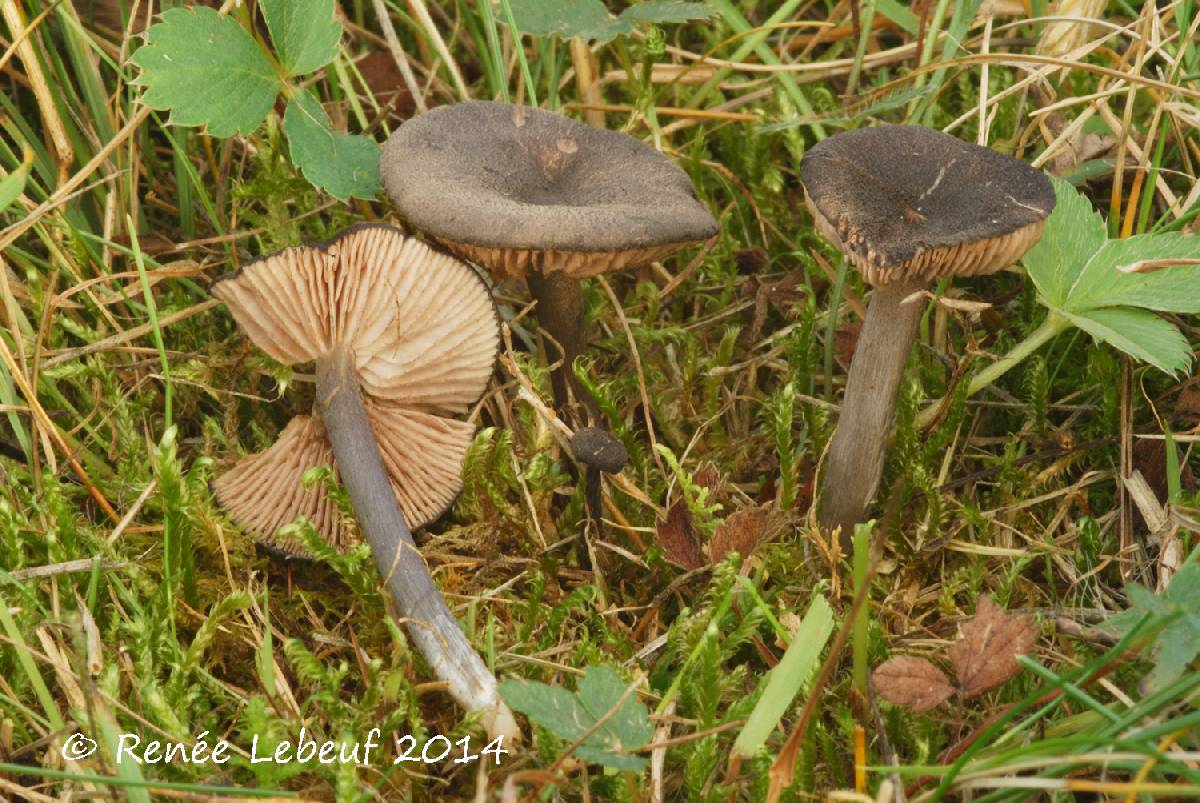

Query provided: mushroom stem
[526,271,591,419]
[315,344,519,741]
[818,278,927,550]
[583,467,603,540]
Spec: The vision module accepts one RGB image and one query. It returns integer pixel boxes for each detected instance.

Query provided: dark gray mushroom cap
[801,125,1055,287]
[380,101,718,278]
[571,427,629,474]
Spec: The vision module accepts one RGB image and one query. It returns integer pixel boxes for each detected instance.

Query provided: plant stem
[914,311,1069,431]
[583,463,604,544]
[127,215,171,431]
[315,344,519,741]
[851,520,872,703]
[497,0,537,106]
[818,278,926,549]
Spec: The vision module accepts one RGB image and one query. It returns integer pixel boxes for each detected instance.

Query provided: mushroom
[570,426,629,548]
[210,224,519,740]
[800,125,1055,546]
[379,100,718,418]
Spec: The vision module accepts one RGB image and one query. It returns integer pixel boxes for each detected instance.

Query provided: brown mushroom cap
[211,225,497,553]
[800,125,1055,287]
[380,101,718,278]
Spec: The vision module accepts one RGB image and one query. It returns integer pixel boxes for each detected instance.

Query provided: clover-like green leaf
[508,0,711,42]
[1022,179,1107,309]
[500,666,652,771]
[1022,179,1200,377]
[507,0,623,40]
[1105,564,1200,691]
[131,7,281,137]
[261,0,342,76]
[619,1,714,25]
[1060,307,1193,377]
[282,91,380,200]
[1065,235,1200,314]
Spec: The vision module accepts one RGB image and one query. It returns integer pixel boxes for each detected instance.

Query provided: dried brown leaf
[872,656,954,712]
[355,51,417,121]
[767,270,806,312]
[835,323,860,366]
[1175,384,1200,423]
[774,611,804,650]
[657,500,704,571]
[734,246,768,275]
[710,506,780,564]
[693,464,722,494]
[949,596,1038,698]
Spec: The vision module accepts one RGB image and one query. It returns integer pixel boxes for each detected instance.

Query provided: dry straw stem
[406,0,469,98]
[43,299,221,368]
[368,0,426,112]
[1,0,72,177]
[1039,1,1108,59]
[1109,5,1153,232]
[570,36,605,128]
[561,102,756,123]
[0,333,119,521]
[920,52,1200,102]
[0,0,57,72]
[597,275,665,477]
[0,104,153,251]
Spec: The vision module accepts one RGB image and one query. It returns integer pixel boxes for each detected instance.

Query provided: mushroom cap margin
[211,224,499,415]
[800,125,1055,286]
[380,101,719,277]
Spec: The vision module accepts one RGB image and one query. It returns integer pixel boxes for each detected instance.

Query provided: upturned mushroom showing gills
[210,224,518,740]
[379,100,718,418]
[801,125,1055,547]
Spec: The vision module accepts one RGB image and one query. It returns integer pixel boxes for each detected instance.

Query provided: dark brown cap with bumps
[380,101,718,278]
[800,125,1055,287]
[571,427,629,474]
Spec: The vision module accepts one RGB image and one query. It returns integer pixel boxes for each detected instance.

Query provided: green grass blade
[732,594,834,758]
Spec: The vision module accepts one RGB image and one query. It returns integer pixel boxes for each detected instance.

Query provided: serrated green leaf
[575,666,654,769]
[261,0,342,76]
[1023,178,1107,308]
[508,0,708,41]
[1128,582,1172,615]
[1023,179,1199,378]
[1148,613,1200,691]
[619,1,714,24]
[1061,307,1193,377]
[507,0,620,39]
[500,666,652,770]
[1105,565,1200,691]
[1065,234,1200,313]
[131,7,281,137]
[498,679,589,737]
[1026,179,1200,314]
[1166,564,1200,609]
[282,91,379,199]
